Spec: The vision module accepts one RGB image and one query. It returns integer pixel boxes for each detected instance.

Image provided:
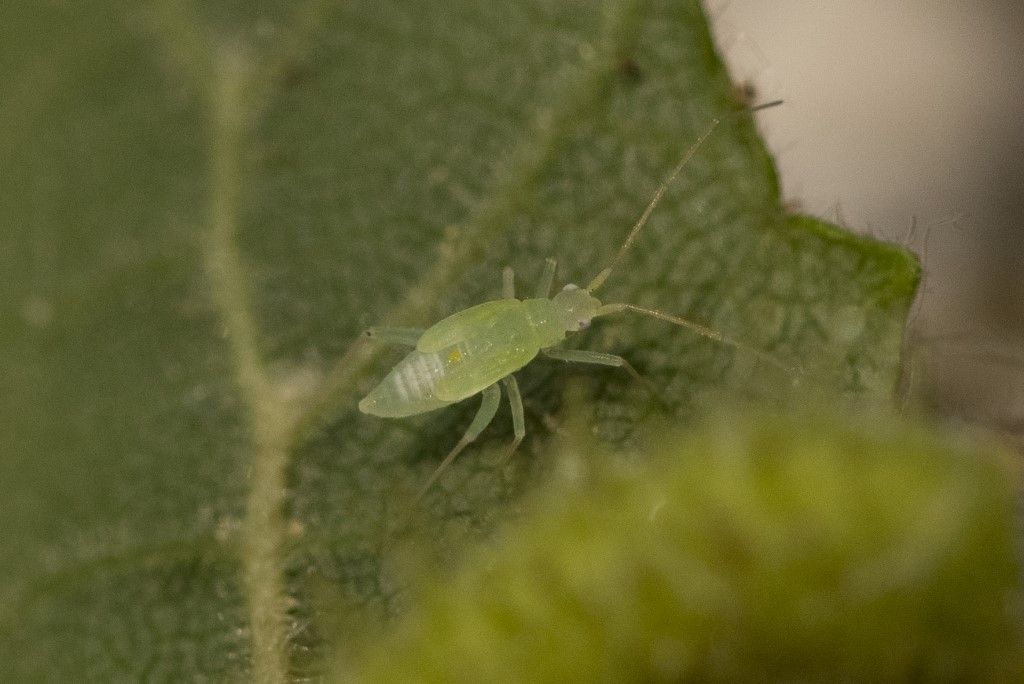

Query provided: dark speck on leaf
[280,63,313,89]
[616,55,643,83]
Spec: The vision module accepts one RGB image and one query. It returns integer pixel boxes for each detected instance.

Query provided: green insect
[360,107,786,503]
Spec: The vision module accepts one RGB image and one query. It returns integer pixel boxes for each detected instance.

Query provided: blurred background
[713,0,1024,446]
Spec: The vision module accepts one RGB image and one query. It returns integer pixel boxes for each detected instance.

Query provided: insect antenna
[585,100,783,294]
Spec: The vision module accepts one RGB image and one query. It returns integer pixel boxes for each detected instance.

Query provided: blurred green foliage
[349,412,1023,682]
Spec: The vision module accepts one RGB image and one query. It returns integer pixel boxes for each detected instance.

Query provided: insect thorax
[523,286,602,347]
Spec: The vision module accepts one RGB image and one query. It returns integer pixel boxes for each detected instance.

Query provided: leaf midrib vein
[205,44,293,684]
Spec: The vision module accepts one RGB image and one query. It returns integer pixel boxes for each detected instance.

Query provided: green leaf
[0,0,918,679]
[348,412,1024,682]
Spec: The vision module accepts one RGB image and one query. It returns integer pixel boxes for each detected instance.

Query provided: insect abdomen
[358,350,452,418]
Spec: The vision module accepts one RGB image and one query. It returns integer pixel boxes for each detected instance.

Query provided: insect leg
[543,347,640,378]
[502,266,516,299]
[363,326,425,346]
[413,383,502,505]
[499,374,525,462]
[542,347,664,406]
[535,258,557,298]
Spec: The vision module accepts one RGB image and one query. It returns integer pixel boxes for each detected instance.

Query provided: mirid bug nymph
[360,103,787,506]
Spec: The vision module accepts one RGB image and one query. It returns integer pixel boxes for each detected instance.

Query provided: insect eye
[578,319,590,330]
[562,284,578,292]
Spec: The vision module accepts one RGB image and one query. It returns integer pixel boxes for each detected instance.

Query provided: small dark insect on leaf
[730,80,759,109]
